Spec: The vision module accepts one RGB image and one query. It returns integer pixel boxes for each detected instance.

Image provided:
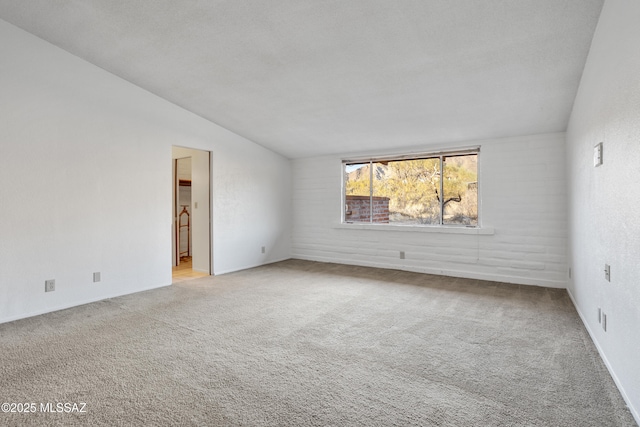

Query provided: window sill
[334,222,495,235]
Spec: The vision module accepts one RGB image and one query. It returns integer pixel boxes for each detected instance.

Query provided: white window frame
[341,147,481,228]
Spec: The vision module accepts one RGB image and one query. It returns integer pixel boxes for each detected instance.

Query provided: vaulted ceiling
[0,1,604,158]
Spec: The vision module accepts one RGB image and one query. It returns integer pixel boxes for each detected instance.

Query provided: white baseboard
[567,289,640,426]
[213,257,291,276]
[291,254,567,289]
[0,281,172,325]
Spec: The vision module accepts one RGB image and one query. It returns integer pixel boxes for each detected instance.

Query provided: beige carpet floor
[0,260,636,426]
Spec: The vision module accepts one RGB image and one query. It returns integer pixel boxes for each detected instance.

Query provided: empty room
[0,1,638,426]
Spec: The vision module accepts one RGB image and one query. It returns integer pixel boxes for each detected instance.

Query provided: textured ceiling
[0,1,603,158]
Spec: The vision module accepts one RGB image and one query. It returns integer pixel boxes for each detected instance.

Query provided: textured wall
[566,0,640,421]
[292,133,567,287]
[0,20,291,323]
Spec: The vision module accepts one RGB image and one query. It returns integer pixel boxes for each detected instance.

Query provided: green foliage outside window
[345,153,478,226]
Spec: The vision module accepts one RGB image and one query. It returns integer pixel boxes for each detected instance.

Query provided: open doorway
[172,146,211,283]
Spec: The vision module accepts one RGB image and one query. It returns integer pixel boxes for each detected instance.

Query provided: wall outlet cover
[594,142,603,167]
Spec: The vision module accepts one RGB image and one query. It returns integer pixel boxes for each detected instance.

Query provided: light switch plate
[594,142,603,167]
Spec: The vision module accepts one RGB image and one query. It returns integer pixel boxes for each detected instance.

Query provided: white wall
[566,0,640,421]
[212,139,292,274]
[292,133,568,287]
[0,19,291,324]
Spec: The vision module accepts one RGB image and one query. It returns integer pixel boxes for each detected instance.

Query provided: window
[343,149,478,226]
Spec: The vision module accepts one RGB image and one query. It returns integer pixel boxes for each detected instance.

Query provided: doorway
[171,146,211,282]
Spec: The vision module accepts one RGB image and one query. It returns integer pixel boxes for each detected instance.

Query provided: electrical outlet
[602,313,607,332]
[261,246,266,254]
[399,251,405,259]
[45,279,55,292]
[93,272,101,283]
[604,264,610,282]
